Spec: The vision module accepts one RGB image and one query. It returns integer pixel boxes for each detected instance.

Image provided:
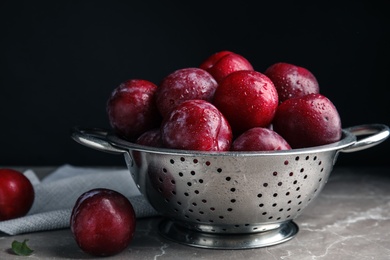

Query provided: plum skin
[136,128,163,148]
[107,79,161,141]
[155,67,218,118]
[264,62,320,103]
[0,168,35,221]
[213,70,279,135]
[273,93,342,148]
[70,188,136,257]
[161,99,232,151]
[198,50,233,71]
[231,127,291,151]
[200,51,254,83]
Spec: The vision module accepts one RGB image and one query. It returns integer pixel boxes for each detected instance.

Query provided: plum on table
[70,188,136,257]
[0,168,34,221]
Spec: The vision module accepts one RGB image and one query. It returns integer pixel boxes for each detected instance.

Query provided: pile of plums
[107,50,342,152]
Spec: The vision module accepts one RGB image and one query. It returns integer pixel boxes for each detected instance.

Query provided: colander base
[158,218,299,249]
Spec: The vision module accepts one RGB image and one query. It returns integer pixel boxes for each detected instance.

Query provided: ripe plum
[161,99,232,151]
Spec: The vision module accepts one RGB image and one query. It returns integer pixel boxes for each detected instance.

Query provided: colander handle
[71,126,127,154]
[340,124,390,153]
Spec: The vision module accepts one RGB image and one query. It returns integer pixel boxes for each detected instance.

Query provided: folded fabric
[0,164,159,235]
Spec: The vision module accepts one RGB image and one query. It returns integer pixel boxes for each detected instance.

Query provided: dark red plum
[213,70,279,135]
[0,169,35,221]
[155,67,218,118]
[161,100,232,151]
[70,188,136,257]
[231,127,291,151]
[136,128,163,148]
[264,62,320,103]
[273,93,342,148]
[107,79,161,141]
[199,50,233,71]
[200,51,254,83]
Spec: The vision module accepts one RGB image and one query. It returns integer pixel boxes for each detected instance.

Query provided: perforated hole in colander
[246,154,328,222]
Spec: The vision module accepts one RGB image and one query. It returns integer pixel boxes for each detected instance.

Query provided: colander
[71,124,389,249]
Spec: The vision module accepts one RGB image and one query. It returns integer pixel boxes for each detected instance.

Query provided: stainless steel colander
[71,124,389,249]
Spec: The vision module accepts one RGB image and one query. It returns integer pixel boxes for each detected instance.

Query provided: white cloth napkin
[0,164,159,235]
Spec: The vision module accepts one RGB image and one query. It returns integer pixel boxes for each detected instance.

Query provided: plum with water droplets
[213,70,279,135]
[199,50,254,83]
[70,188,136,257]
[264,62,319,103]
[155,67,218,118]
[272,93,342,148]
[161,99,232,151]
[107,79,161,141]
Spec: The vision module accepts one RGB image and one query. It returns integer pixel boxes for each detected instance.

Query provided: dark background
[1,1,389,167]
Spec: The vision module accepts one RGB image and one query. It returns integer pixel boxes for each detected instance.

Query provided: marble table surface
[0,166,389,259]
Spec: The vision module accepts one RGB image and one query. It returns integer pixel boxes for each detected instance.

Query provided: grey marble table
[0,166,389,259]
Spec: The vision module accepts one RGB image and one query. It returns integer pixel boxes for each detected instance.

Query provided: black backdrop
[1,1,389,167]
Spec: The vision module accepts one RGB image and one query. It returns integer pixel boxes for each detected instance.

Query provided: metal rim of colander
[107,129,356,157]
